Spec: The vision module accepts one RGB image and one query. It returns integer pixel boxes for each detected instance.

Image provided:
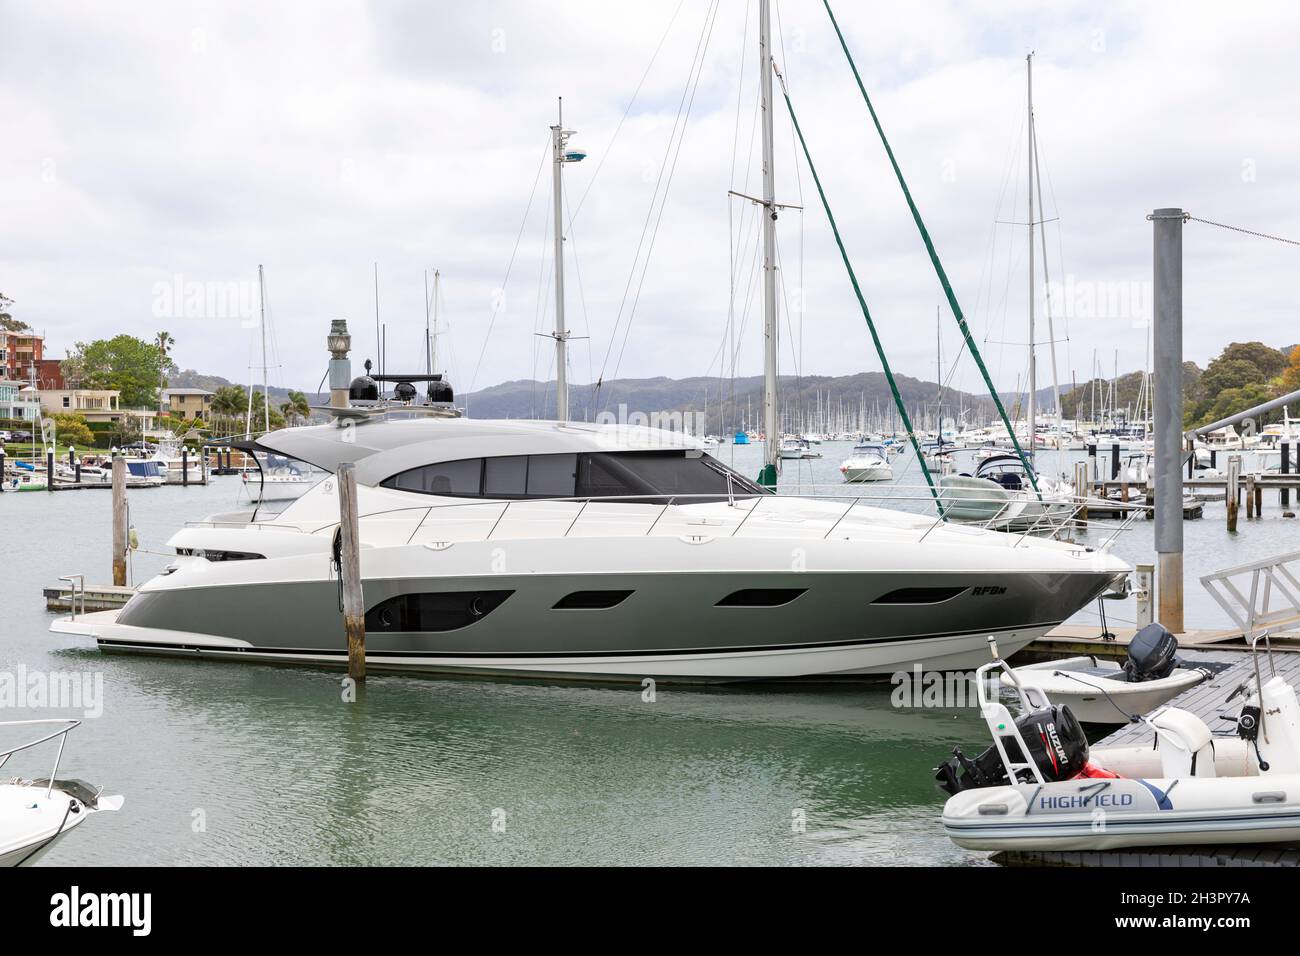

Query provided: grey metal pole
[1152,207,1184,632]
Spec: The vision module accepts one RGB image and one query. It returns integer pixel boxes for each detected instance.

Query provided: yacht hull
[55,563,1121,681]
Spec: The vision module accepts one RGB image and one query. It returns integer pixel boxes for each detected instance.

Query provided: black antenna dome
[349,359,379,401]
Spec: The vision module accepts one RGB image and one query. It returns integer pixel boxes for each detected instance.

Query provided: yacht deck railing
[182,483,1139,551]
[0,719,81,799]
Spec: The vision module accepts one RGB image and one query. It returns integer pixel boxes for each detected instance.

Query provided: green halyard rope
[822,0,1041,498]
[777,77,945,519]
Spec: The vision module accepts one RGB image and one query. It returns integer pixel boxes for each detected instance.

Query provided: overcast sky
[3,0,1297,402]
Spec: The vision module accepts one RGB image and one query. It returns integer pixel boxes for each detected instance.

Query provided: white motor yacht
[938,453,1075,533]
[52,412,1130,682]
[839,443,893,483]
[241,452,316,504]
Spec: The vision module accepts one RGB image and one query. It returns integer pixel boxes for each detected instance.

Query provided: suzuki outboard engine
[1123,622,1178,682]
[934,704,1089,796]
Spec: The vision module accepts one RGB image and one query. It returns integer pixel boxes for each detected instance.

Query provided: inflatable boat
[1004,624,1226,725]
[935,636,1300,852]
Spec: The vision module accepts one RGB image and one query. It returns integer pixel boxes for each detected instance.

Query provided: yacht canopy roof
[258,416,704,486]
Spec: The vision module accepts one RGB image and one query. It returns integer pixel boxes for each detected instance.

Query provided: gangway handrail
[1201,551,1300,640]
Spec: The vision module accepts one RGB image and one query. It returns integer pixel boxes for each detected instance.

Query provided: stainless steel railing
[0,719,81,799]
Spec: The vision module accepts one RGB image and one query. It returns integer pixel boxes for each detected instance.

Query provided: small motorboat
[938,454,1074,532]
[778,437,820,460]
[1,720,123,866]
[934,635,1300,853]
[1003,623,1227,725]
[839,443,892,482]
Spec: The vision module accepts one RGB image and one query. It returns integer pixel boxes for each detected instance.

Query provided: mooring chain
[1148,211,1300,247]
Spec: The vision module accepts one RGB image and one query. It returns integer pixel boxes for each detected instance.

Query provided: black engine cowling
[934,704,1089,796]
[1123,622,1178,682]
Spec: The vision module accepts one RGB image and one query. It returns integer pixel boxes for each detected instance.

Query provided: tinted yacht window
[383,450,765,500]
[383,458,483,496]
[526,453,577,497]
[483,455,528,498]
[576,451,765,499]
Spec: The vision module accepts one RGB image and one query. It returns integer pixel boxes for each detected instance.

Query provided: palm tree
[209,385,246,439]
[285,390,311,426]
[155,331,176,412]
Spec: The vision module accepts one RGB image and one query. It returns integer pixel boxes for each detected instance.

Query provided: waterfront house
[0,380,42,422]
[161,387,214,419]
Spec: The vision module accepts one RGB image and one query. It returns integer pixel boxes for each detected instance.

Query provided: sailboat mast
[432,269,440,376]
[259,263,269,434]
[550,98,571,422]
[759,0,779,482]
[1025,53,1036,460]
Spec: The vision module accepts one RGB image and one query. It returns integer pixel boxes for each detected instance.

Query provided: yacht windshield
[381,450,769,501]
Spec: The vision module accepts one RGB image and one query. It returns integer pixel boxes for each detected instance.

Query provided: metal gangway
[1201,550,1300,639]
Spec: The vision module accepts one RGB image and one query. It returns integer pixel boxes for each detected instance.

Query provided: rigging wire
[596,0,723,413]
[1184,215,1300,247]
[567,0,688,227]
[820,0,1040,498]
[466,136,550,413]
[775,66,944,515]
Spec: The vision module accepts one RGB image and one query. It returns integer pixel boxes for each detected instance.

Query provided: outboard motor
[935,704,1089,795]
[1124,622,1178,682]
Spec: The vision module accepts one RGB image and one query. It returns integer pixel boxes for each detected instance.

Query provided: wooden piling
[46,449,54,492]
[182,446,189,487]
[1254,479,1263,518]
[1283,442,1292,508]
[1072,461,1088,528]
[337,462,366,685]
[1246,473,1257,519]
[0,449,5,491]
[1226,456,1240,532]
[111,456,127,586]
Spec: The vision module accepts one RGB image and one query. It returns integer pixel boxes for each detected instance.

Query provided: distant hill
[169,368,297,403]
[253,369,1077,430]
[450,372,1062,433]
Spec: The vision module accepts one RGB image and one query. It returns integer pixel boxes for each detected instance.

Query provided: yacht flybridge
[53,407,1130,681]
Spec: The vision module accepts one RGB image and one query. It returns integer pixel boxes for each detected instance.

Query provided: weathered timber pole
[1283,442,1291,508]
[1152,207,1184,632]
[337,461,365,684]
[1226,455,1240,532]
[111,455,127,586]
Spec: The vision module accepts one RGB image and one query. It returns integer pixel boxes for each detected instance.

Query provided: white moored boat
[839,443,893,483]
[1,720,123,867]
[50,394,1131,682]
[936,637,1300,852]
[1004,623,1225,725]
